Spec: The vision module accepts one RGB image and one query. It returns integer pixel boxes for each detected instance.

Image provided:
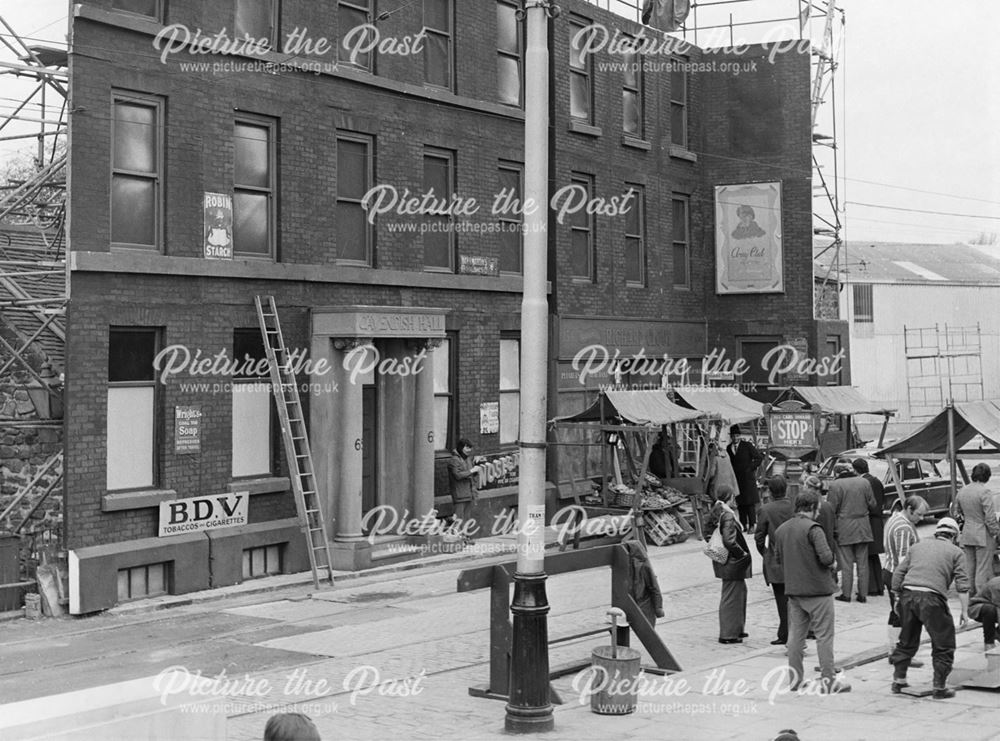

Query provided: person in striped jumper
[883,495,929,658]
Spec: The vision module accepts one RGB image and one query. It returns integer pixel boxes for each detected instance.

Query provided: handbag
[704,522,730,564]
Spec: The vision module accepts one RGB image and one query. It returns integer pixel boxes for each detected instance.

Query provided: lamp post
[505,0,554,733]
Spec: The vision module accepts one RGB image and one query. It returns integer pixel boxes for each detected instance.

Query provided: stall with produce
[550,388,765,546]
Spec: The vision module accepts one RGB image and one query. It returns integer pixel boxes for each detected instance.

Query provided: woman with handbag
[705,483,753,643]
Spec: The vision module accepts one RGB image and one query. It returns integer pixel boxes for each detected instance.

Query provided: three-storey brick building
[63,0,847,611]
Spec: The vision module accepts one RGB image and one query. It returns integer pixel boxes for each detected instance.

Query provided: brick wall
[69,2,525,266]
[549,3,706,323]
[699,42,816,361]
[64,273,521,549]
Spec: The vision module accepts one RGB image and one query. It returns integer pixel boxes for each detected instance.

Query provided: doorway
[362,384,377,514]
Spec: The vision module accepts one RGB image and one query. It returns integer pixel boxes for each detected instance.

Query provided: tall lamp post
[505,0,555,734]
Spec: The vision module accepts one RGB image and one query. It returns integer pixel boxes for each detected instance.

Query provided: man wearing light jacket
[954,463,1000,597]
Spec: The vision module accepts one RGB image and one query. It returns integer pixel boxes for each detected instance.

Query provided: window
[497,163,523,274]
[499,338,520,445]
[738,339,780,388]
[232,329,273,478]
[234,117,276,257]
[497,1,523,106]
[670,61,687,147]
[423,0,453,89]
[243,545,283,579]
[111,95,161,249]
[921,459,942,478]
[117,563,168,602]
[569,18,593,121]
[853,284,873,323]
[671,195,689,288]
[235,0,278,47]
[624,184,644,286]
[107,328,158,491]
[338,0,373,69]
[824,335,842,385]
[423,148,455,271]
[112,0,161,19]
[569,173,594,280]
[336,133,374,265]
[901,460,923,481]
[431,337,454,451]
[622,41,643,137]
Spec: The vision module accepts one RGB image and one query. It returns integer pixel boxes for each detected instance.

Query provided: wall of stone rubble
[0,373,64,583]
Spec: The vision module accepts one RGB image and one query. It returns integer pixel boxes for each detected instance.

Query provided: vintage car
[816,450,961,516]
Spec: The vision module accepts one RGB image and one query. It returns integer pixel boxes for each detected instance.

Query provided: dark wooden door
[362,385,377,514]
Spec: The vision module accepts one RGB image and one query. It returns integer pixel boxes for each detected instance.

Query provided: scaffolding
[0,14,68,581]
[904,324,984,420]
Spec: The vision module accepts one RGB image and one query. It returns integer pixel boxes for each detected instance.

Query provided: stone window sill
[622,135,651,150]
[226,476,291,496]
[568,120,602,137]
[669,145,697,162]
[102,488,178,512]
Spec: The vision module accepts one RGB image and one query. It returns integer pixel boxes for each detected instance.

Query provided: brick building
[61,0,848,612]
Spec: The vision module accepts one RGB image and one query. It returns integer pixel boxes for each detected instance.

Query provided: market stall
[550,390,704,547]
[671,387,767,514]
[877,399,1000,510]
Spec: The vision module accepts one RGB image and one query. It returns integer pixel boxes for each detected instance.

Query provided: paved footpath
[220,539,1000,741]
[3,526,999,740]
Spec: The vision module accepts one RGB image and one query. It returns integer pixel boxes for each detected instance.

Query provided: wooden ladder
[255,296,334,589]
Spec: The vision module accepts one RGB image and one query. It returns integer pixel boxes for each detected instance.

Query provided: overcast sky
[1,0,997,245]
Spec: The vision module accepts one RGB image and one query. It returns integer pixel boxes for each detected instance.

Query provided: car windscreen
[868,458,889,482]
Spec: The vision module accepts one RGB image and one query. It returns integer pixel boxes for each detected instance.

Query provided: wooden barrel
[590,645,642,714]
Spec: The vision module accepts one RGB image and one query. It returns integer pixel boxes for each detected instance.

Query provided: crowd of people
[703,448,1000,699]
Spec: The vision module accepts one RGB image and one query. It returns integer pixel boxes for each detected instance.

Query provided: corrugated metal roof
[813,242,1000,284]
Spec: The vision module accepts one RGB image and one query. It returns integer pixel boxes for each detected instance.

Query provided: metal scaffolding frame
[904,324,984,420]
[0,14,67,550]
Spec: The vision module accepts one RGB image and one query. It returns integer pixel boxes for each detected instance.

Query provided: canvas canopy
[673,388,764,424]
[551,389,703,427]
[878,400,1000,459]
[786,385,895,416]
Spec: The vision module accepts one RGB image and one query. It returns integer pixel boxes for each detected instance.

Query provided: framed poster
[480,401,499,434]
[715,182,783,294]
[174,405,202,454]
[204,192,234,259]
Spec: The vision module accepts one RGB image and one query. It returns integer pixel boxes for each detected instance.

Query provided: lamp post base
[504,572,554,733]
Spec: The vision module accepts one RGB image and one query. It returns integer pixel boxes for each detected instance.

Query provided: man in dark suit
[756,475,796,644]
[854,457,886,596]
[728,424,763,533]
